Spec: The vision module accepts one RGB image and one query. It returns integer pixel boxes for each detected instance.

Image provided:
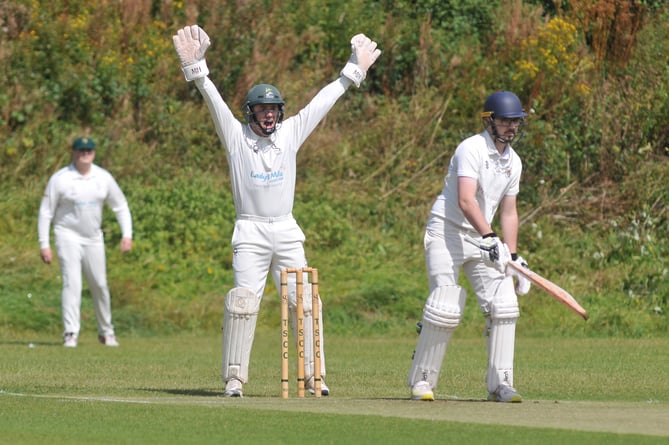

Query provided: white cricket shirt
[195,76,351,218]
[38,164,132,248]
[430,130,522,230]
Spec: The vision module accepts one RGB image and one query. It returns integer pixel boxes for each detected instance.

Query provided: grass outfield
[1,333,667,444]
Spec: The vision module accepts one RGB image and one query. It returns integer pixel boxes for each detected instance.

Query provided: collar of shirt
[483,130,510,160]
[244,125,281,153]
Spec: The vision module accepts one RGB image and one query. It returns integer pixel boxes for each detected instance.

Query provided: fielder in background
[172,25,381,397]
[38,136,133,348]
[408,91,532,403]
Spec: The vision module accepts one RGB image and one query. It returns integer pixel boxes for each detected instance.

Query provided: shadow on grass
[141,388,223,397]
[370,397,488,403]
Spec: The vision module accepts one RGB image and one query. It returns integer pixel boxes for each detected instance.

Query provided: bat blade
[462,234,588,320]
[507,261,589,320]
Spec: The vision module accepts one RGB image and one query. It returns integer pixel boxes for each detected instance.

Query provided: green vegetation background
[0,0,667,339]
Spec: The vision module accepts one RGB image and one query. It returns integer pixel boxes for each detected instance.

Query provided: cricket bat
[506,261,589,320]
[464,235,589,320]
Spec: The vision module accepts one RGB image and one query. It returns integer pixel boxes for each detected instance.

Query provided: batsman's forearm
[460,202,492,236]
[501,221,518,253]
[499,198,519,252]
[457,177,493,236]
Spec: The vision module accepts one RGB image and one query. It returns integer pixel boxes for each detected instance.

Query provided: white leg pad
[408,285,466,389]
[486,277,519,392]
[289,284,326,380]
[222,287,261,383]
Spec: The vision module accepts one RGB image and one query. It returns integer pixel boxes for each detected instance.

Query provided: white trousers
[229,216,327,379]
[232,216,308,298]
[55,235,114,336]
[424,217,508,313]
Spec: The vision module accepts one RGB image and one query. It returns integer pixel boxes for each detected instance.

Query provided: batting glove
[173,25,211,81]
[478,233,511,274]
[341,33,381,87]
[507,254,531,295]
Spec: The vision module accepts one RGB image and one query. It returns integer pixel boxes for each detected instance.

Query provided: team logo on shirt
[487,160,511,177]
[250,170,284,184]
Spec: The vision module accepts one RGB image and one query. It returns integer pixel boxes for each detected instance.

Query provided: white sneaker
[63,332,78,348]
[411,380,434,401]
[488,384,522,403]
[224,378,243,397]
[98,334,120,347]
[306,376,330,396]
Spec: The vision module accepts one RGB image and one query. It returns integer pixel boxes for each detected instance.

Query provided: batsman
[172,25,381,397]
[408,91,531,403]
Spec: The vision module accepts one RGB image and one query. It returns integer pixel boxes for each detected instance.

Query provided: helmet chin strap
[488,119,510,145]
[251,114,278,136]
[487,119,518,145]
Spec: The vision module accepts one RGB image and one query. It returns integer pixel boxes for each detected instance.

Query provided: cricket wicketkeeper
[172,24,381,397]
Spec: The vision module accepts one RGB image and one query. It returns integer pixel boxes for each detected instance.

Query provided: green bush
[0,0,667,338]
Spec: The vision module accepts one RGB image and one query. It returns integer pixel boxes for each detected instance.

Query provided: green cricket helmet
[242,84,285,135]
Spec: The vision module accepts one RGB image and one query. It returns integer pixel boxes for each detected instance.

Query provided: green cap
[72,137,96,150]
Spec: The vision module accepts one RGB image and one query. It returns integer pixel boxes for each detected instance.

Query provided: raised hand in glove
[478,233,511,274]
[507,255,531,295]
[173,25,211,81]
[341,33,382,87]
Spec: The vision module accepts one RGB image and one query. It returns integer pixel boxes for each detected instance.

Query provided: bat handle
[464,234,484,249]
[464,234,510,273]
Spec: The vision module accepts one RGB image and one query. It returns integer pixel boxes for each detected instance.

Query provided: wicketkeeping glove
[173,25,211,81]
[478,234,511,274]
[341,33,382,88]
[507,255,531,295]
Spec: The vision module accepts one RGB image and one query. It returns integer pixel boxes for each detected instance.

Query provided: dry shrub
[568,0,648,68]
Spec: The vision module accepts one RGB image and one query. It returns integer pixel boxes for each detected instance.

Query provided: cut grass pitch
[0,333,667,444]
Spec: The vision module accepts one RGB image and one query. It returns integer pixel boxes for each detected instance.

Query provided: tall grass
[0,0,667,337]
